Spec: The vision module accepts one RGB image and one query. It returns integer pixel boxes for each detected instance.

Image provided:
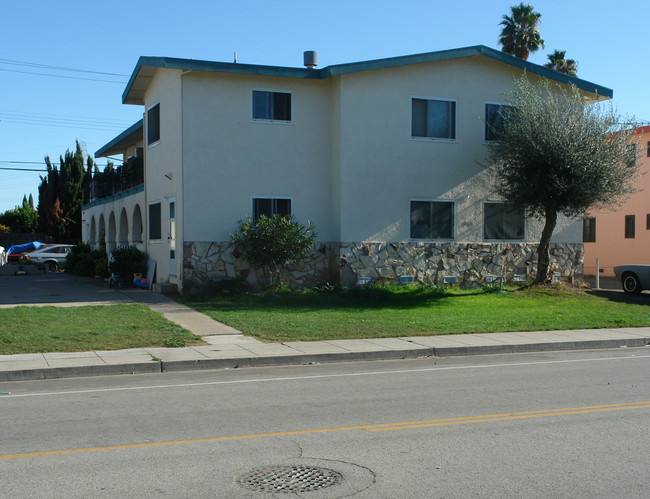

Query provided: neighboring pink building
[583,126,650,276]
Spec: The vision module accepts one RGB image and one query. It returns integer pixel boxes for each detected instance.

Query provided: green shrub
[64,243,110,277]
[231,214,316,289]
[109,246,146,286]
[64,242,91,273]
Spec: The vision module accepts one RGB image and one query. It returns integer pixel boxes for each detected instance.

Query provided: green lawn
[0,304,203,355]
[178,285,650,342]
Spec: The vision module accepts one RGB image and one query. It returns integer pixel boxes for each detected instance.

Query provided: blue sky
[1,0,646,214]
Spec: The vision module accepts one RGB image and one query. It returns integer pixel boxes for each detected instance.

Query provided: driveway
[0,271,134,308]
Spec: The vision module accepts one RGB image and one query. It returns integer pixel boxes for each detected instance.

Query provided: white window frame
[409,198,456,241]
[251,89,293,124]
[410,95,457,142]
[146,101,161,148]
[482,201,526,241]
[251,196,294,219]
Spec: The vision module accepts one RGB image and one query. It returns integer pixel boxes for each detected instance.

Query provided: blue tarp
[7,241,44,255]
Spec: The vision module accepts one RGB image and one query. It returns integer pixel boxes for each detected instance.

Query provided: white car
[26,244,73,272]
[613,264,650,295]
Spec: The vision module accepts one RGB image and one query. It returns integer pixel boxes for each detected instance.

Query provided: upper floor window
[410,200,454,240]
[147,103,160,146]
[411,98,456,140]
[483,202,525,240]
[253,198,291,219]
[485,103,510,141]
[582,217,596,243]
[252,90,292,122]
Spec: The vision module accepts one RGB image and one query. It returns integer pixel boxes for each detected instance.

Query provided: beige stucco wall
[180,71,334,242]
[334,56,581,243]
[584,129,650,275]
[142,69,184,283]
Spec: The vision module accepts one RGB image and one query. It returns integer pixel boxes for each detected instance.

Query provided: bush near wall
[109,246,146,286]
[65,242,109,277]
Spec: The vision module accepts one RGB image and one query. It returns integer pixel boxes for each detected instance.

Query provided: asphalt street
[1,349,649,498]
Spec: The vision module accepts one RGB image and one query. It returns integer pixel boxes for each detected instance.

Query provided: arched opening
[89,216,97,248]
[118,208,129,246]
[107,212,117,255]
[98,213,106,253]
[132,204,143,243]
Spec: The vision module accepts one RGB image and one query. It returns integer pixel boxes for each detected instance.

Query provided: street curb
[1,338,648,381]
[160,348,436,372]
[431,337,650,356]
[0,362,161,382]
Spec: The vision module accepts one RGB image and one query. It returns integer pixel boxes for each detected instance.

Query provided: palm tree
[544,50,578,77]
[498,3,544,61]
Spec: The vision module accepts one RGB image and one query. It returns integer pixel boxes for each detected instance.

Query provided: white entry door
[168,198,176,276]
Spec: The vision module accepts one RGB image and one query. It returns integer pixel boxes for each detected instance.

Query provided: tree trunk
[533,210,558,285]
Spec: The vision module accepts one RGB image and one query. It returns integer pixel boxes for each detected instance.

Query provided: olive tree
[489,76,639,285]
[231,214,316,288]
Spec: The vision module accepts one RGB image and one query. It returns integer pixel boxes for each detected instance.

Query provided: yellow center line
[365,403,650,432]
[2,400,648,461]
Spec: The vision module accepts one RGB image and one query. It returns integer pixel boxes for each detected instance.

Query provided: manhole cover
[235,465,342,493]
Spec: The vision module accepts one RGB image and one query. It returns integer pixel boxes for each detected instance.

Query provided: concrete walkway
[0,272,649,381]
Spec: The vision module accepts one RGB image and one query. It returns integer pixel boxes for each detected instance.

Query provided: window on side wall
[410,201,454,239]
[149,202,161,240]
[626,144,636,168]
[147,103,160,146]
[582,217,596,243]
[625,215,635,238]
[483,202,525,240]
[252,90,292,122]
[485,103,511,141]
[253,198,291,220]
[411,98,456,140]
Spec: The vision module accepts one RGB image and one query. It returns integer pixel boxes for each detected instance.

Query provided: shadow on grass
[179,286,515,313]
[586,289,650,305]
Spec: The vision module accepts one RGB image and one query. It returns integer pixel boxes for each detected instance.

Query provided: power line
[0,119,128,132]
[0,167,46,172]
[0,67,126,84]
[0,109,134,125]
[0,58,129,77]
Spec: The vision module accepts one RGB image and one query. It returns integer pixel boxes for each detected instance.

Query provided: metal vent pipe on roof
[304,51,318,69]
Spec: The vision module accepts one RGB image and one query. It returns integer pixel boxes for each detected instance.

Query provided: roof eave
[121,46,613,105]
[95,120,143,158]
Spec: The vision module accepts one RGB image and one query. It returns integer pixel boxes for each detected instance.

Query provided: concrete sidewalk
[1,326,649,382]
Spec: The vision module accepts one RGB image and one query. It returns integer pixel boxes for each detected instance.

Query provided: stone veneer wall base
[182,241,583,294]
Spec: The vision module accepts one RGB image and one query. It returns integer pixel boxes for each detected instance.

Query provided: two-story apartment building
[583,126,650,275]
[82,45,612,293]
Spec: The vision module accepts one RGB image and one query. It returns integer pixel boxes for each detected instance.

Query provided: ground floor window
[582,217,596,243]
[410,200,454,239]
[625,214,635,238]
[253,198,291,219]
[149,202,161,240]
[483,202,525,240]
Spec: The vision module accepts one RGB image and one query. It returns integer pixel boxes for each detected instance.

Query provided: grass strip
[0,304,203,355]
[178,285,650,342]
